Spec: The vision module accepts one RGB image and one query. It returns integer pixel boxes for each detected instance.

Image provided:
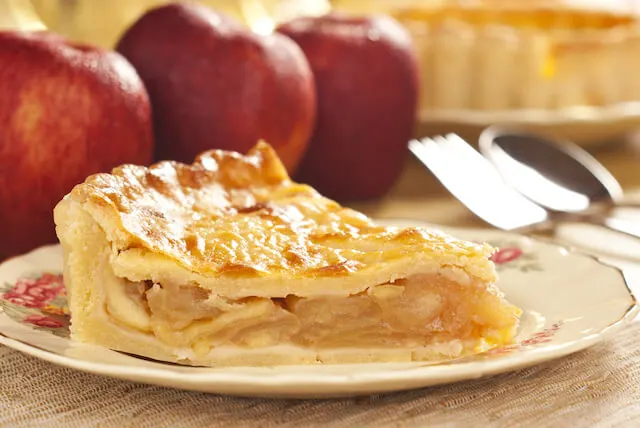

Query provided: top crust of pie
[395,0,636,25]
[54,142,495,296]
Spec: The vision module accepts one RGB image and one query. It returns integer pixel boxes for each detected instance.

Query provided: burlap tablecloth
[1,319,639,427]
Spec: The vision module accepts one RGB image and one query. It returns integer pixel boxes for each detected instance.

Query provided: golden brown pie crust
[59,142,495,287]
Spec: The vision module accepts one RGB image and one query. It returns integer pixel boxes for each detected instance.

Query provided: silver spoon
[479,125,640,238]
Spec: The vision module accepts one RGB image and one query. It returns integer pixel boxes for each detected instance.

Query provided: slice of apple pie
[54,142,520,366]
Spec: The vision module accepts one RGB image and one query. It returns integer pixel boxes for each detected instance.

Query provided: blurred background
[3,0,640,179]
[3,0,640,152]
[15,1,640,48]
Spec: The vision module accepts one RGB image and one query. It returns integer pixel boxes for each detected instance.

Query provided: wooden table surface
[351,139,640,226]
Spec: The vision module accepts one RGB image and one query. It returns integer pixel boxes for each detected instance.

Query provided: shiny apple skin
[0,32,153,259]
[278,14,419,201]
[116,3,316,173]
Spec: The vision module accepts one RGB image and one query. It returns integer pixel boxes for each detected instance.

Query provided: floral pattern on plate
[484,321,564,357]
[489,243,543,273]
[0,273,69,338]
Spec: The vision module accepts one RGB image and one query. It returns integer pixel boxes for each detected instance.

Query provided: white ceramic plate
[0,221,637,398]
[416,102,640,147]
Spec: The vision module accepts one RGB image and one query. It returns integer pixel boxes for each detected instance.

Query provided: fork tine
[409,138,442,172]
[409,134,548,230]
[439,134,506,181]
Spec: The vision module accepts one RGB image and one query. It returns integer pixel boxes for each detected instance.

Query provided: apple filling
[103,271,519,355]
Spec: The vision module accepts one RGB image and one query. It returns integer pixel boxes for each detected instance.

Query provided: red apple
[0,32,153,260]
[278,14,419,200]
[116,2,316,173]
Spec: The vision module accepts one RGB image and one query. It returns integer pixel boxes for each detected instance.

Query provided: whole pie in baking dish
[394,0,640,111]
[54,142,520,366]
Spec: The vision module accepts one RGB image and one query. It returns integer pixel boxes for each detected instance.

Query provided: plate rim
[418,101,640,126]
[0,225,637,397]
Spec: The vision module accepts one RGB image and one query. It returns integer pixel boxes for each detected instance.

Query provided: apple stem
[0,0,46,31]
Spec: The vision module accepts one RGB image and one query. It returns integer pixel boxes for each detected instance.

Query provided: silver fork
[408,134,640,240]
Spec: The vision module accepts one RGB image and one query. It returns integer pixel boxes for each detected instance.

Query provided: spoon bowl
[478,125,627,214]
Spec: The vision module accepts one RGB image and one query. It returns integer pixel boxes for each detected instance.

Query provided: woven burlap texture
[1,319,639,428]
